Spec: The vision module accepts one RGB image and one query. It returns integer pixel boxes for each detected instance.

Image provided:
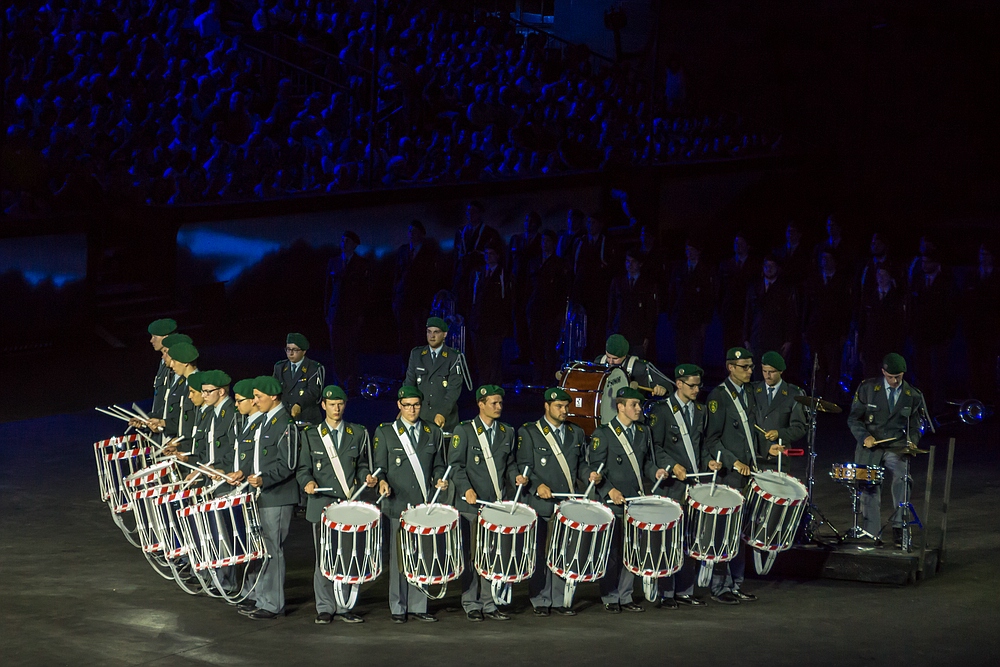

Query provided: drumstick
[313,487,335,492]
[548,492,583,498]
[650,475,666,495]
[376,492,388,505]
[476,499,507,510]
[873,437,901,445]
[349,468,383,501]
[510,466,530,514]
[582,463,605,500]
[629,381,655,392]
[682,472,716,478]
[709,452,722,497]
[95,406,131,422]
[111,405,144,421]
[131,403,152,420]
[428,465,453,507]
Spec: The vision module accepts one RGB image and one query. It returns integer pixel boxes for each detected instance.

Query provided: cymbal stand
[843,479,879,540]
[801,354,841,543]
[891,407,928,552]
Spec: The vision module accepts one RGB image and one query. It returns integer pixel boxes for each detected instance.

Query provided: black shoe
[711,592,740,605]
[315,612,333,624]
[892,528,904,549]
[532,606,550,616]
[732,589,757,602]
[247,609,280,620]
[391,614,407,624]
[676,595,706,607]
[604,603,621,614]
[411,613,438,623]
[336,612,364,624]
[552,606,576,616]
[621,602,644,613]
[466,610,485,622]
[657,597,679,609]
[236,600,256,613]
[484,610,511,621]
[237,605,258,616]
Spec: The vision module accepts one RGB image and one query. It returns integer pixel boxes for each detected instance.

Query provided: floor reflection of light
[177,229,282,282]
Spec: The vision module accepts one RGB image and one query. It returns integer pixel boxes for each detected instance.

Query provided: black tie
[332,428,340,451]
[554,428,564,448]
[739,390,748,409]
[625,426,634,445]
[768,387,775,406]
[683,403,693,430]
[888,388,897,412]
[486,427,494,447]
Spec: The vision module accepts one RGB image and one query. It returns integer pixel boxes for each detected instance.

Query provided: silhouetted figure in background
[719,234,758,350]
[469,243,510,386]
[907,250,955,412]
[608,248,659,357]
[393,220,441,362]
[965,242,999,403]
[325,231,369,392]
[803,251,852,397]
[669,238,717,368]
[858,267,906,379]
[745,256,798,374]
[509,211,543,364]
[527,231,571,383]
[571,216,613,357]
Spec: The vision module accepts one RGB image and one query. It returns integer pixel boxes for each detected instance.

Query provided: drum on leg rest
[623,497,685,602]
[743,471,808,574]
[475,502,538,606]
[320,501,383,610]
[546,499,615,608]
[399,504,463,599]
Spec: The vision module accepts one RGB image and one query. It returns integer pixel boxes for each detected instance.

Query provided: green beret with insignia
[204,370,231,387]
[675,364,704,380]
[148,318,177,336]
[426,316,449,332]
[187,371,205,392]
[286,333,309,350]
[544,387,571,403]
[169,342,199,364]
[605,334,630,357]
[616,387,645,401]
[253,375,282,397]
[882,353,907,374]
[322,385,348,402]
[476,384,505,401]
[726,347,753,361]
[398,385,423,401]
[761,351,786,372]
[233,379,256,399]
[162,333,192,349]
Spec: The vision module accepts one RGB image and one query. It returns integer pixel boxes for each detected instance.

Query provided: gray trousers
[459,513,497,612]
[311,523,351,615]
[710,543,746,596]
[599,520,635,605]
[528,517,566,609]
[658,556,697,598]
[387,521,428,615]
[861,451,909,534]
[245,505,292,613]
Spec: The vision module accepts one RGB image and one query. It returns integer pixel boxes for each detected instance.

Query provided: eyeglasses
[679,381,702,389]
[399,402,421,409]
[235,397,251,403]
[284,347,303,353]
[732,363,754,371]
[200,387,221,394]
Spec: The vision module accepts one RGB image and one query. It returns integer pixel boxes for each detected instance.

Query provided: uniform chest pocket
[900,406,912,417]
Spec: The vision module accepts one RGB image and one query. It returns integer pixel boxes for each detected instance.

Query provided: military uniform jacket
[705,379,768,488]
[234,406,300,507]
[152,359,171,417]
[848,378,924,466]
[373,418,446,519]
[273,357,325,424]
[648,395,710,502]
[594,354,671,390]
[163,375,192,438]
[516,419,588,520]
[449,417,517,514]
[217,412,260,480]
[405,345,463,431]
[296,420,371,523]
[589,418,661,515]
[752,381,808,446]
[190,398,237,467]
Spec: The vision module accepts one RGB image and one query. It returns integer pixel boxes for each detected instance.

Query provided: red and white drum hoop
[546,499,615,608]
[176,492,267,571]
[623,496,685,600]
[744,470,808,553]
[320,501,383,609]
[399,503,463,597]
[686,484,743,563]
[94,435,152,514]
[475,502,537,605]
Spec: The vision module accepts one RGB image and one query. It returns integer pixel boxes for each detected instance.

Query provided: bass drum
[559,362,629,435]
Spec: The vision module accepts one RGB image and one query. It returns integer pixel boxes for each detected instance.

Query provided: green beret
[253,375,282,396]
[675,364,704,380]
[162,333,192,349]
[476,384,505,400]
[761,351,786,372]
[726,347,753,361]
[322,385,348,402]
[286,333,309,350]
[882,353,907,374]
[398,385,423,401]
[605,334,630,357]
[148,318,177,336]
[187,371,205,392]
[201,370,231,388]
[233,379,256,399]
[168,342,199,364]
[426,316,449,332]
[544,387,570,402]
[616,387,645,402]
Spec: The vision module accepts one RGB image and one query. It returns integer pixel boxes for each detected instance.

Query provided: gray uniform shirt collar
[214,397,232,417]
[543,416,565,440]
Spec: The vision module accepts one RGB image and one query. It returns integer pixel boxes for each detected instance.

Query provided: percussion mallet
[709,452,722,496]
[510,466,530,514]
[428,465,453,507]
[350,468,383,501]
[629,381,655,393]
[582,463,605,500]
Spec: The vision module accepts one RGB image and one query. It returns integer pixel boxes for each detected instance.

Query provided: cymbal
[794,395,843,414]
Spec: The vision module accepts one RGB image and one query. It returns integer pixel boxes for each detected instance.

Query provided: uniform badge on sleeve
[709,400,718,413]
[452,435,460,448]
[593,437,600,450]
[442,381,448,388]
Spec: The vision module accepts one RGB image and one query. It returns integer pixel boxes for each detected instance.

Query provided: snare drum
[831,463,884,484]
[124,459,181,493]
[547,499,615,606]
[475,502,537,604]
[320,501,382,609]
[94,435,152,514]
[398,504,463,595]
[623,496,685,599]
[686,484,743,562]
[559,363,629,435]
[743,471,808,553]
[176,492,267,571]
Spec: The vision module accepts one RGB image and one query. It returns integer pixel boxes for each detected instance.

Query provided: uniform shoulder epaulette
[300,424,312,432]
[523,422,534,428]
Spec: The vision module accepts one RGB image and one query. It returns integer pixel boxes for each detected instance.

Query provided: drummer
[215,378,264,487]
[189,370,236,470]
[516,387,596,616]
[589,387,668,613]
[372,385,449,624]
[705,347,783,604]
[449,385,526,622]
[147,318,178,418]
[648,364,721,608]
[296,385,375,625]
[597,334,671,397]
[752,351,807,472]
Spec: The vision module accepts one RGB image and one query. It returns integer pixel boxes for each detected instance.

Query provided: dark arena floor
[2,347,997,667]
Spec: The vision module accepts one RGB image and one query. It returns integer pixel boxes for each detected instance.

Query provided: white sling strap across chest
[474,424,503,500]
[535,420,575,492]
[393,421,428,500]
[320,425,353,498]
[670,401,699,473]
[610,426,645,495]
[727,388,758,468]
